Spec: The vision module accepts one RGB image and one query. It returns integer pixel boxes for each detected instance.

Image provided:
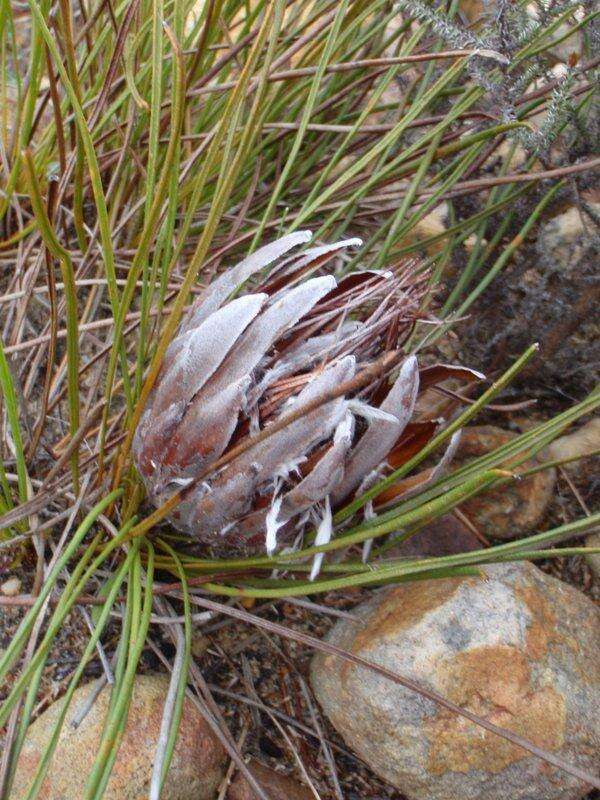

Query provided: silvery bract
[134,232,426,564]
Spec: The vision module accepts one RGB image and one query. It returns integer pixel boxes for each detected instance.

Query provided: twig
[188,50,507,95]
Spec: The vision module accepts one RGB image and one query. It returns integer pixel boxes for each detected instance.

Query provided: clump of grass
[1,0,599,796]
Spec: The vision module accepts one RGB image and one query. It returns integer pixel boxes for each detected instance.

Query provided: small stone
[547,23,583,64]
[191,631,210,659]
[10,673,226,800]
[584,533,600,580]
[457,201,599,397]
[537,205,600,269]
[485,137,531,173]
[459,0,496,24]
[451,425,556,540]
[405,203,449,256]
[227,759,312,800]
[1,576,21,596]
[548,419,600,467]
[311,562,600,800]
[1,605,27,684]
[386,515,482,558]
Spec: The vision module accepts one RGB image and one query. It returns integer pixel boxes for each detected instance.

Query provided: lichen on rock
[311,561,600,800]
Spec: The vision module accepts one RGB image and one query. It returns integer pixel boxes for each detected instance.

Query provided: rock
[403,202,449,256]
[4,82,18,141]
[451,426,556,540]
[584,533,600,580]
[547,23,583,64]
[459,0,496,24]
[227,759,312,800]
[10,673,226,800]
[1,604,26,698]
[485,137,530,172]
[0,576,21,596]
[456,198,599,397]
[311,562,600,800]
[548,419,600,467]
[537,204,600,269]
[368,80,405,123]
[386,515,482,558]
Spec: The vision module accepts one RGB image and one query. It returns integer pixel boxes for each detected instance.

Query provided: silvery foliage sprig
[394,0,508,92]
[396,0,593,150]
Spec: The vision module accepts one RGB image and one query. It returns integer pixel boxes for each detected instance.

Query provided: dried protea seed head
[134,232,426,553]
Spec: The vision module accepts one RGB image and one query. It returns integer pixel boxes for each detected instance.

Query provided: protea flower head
[134,231,428,558]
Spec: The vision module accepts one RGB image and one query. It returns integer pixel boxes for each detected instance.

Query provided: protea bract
[134,232,438,564]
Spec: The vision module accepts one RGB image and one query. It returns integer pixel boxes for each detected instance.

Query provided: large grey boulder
[311,562,599,800]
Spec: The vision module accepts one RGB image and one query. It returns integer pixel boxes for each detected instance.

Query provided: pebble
[1,576,21,596]
[459,0,496,23]
[548,419,600,467]
[227,759,313,800]
[10,673,226,800]
[451,425,556,540]
[537,205,600,269]
[584,533,600,581]
[311,562,599,800]
[385,514,482,558]
[547,419,600,580]
[404,203,449,256]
